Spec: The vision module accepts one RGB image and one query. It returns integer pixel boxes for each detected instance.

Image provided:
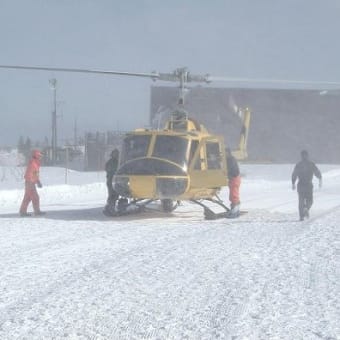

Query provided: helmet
[32,149,42,159]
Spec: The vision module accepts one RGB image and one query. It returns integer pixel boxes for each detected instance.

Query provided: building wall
[150,86,340,163]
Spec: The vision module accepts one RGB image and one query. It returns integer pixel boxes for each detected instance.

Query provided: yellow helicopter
[112,108,248,219]
[0,65,251,219]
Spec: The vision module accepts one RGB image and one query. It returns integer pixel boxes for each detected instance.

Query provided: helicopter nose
[114,176,188,199]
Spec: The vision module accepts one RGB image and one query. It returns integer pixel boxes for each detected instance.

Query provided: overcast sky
[1,0,340,145]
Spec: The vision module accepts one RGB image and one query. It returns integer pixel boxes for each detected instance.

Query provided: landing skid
[103,197,244,220]
[190,198,244,220]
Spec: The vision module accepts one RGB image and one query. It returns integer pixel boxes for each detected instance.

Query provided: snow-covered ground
[0,164,339,339]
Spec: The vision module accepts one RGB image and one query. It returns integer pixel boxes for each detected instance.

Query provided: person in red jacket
[19,149,45,217]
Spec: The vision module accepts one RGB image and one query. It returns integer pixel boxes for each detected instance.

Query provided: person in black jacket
[292,150,322,221]
[226,147,241,217]
[104,149,120,215]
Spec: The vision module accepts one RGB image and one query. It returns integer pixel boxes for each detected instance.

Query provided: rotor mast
[157,67,211,106]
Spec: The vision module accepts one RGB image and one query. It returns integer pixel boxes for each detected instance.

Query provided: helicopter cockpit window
[206,142,222,169]
[121,135,151,163]
[152,135,188,166]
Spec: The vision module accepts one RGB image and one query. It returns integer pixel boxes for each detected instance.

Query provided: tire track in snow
[0,222,224,338]
[1,219,279,339]
[229,206,340,339]
[1,205,339,338]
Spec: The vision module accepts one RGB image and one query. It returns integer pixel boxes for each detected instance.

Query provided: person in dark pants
[226,147,241,217]
[104,149,120,215]
[292,150,322,221]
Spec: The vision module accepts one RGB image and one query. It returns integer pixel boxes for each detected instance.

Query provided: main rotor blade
[207,76,340,89]
[0,65,160,80]
[1,64,340,90]
[0,65,210,84]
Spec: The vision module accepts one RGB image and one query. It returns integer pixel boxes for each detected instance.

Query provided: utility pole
[74,117,78,147]
[49,78,57,164]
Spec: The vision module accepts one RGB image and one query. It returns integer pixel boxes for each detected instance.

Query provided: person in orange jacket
[19,149,45,217]
[226,147,241,218]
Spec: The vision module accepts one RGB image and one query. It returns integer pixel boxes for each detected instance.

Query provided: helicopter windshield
[121,135,151,163]
[152,135,188,166]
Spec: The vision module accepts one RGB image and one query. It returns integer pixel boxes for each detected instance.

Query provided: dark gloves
[37,180,43,188]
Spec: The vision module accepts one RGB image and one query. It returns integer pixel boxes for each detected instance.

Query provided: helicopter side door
[188,136,227,191]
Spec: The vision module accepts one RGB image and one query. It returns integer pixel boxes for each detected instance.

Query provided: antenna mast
[49,78,57,164]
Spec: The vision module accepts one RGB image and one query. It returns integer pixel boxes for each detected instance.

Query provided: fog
[1,0,340,147]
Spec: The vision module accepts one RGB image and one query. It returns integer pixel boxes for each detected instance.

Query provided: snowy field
[0,164,339,339]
